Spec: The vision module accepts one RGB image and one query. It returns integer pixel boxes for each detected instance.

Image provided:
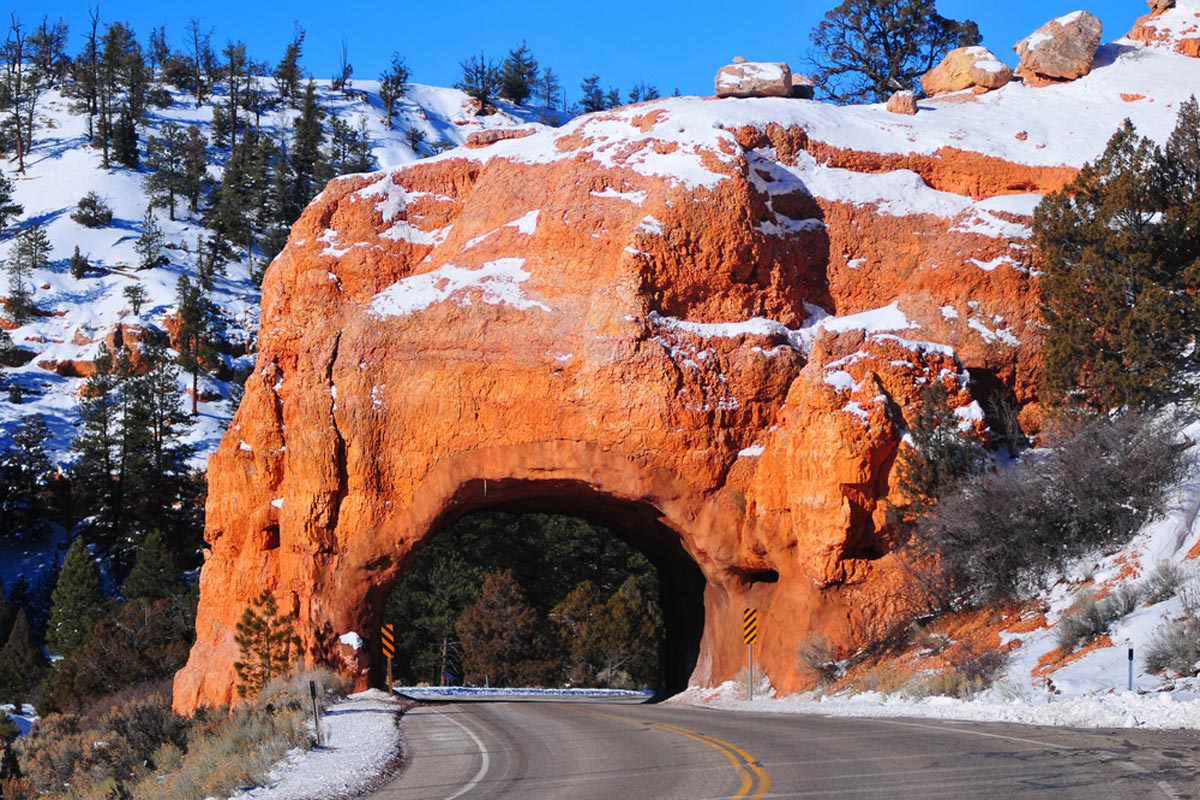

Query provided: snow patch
[369,259,550,317]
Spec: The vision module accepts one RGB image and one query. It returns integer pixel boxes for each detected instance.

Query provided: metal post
[1128,646,1134,692]
[748,644,754,702]
[309,680,321,746]
[386,656,394,697]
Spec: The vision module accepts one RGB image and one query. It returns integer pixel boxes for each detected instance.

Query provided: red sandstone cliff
[175,33,1200,711]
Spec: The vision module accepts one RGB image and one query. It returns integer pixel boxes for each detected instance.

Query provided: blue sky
[11,1,1150,103]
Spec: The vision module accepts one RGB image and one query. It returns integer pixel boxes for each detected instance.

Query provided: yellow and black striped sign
[381,623,395,659]
[743,607,758,645]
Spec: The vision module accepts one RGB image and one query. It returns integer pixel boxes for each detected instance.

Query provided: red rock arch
[173,106,1046,712]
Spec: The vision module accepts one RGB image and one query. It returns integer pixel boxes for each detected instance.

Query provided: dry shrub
[1055,584,1143,653]
[853,662,908,695]
[797,634,842,687]
[1144,616,1200,676]
[1142,561,1188,604]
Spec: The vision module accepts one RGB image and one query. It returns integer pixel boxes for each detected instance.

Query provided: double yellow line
[581,708,771,799]
[652,721,772,800]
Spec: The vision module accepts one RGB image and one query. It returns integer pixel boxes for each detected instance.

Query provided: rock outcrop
[174,41,1200,712]
[922,46,1014,95]
[1015,11,1104,82]
[1126,0,1200,57]
[715,61,793,98]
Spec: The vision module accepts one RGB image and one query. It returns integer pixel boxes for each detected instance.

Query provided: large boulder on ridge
[715,61,793,98]
[1015,10,1103,82]
[922,46,1014,94]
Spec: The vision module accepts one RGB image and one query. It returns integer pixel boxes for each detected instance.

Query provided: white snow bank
[226,690,402,800]
[674,681,1200,730]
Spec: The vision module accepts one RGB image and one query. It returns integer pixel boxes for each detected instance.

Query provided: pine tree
[71,343,125,540]
[222,40,248,151]
[456,53,500,115]
[809,0,980,103]
[122,282,147,315]
[291,82,325,205]
[328,116,374,176]
[121,528,182,600]
[6,223,49,324]
[144,122,187,219]
[182,124,208,213]
[133,205,164,268]
[0,414,53,540]
[46,536,107,656]
[0,172,23,234]
[499,41,538,105]
[111,104,139,168]
[455,569,549,686]
[233,589,299,698]
[175,275,215,415]
[1035,101,1200,411]
[0,608,47,702]
[69,245,89,279]
[121,340,195,537]
[378,53,410,130]
[536,68,562,124]
[579,74,606,113]
[273,24,305,107]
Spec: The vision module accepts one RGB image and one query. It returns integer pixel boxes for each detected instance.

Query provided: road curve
[371,700,1200,800]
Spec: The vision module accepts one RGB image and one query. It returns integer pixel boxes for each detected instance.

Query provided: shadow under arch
[380,476,707,697]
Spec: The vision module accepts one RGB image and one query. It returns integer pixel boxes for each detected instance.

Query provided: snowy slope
[0,78,556,470]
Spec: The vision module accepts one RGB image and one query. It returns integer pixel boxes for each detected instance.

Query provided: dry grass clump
[1055,584,1143,653]
[8,669,348,800]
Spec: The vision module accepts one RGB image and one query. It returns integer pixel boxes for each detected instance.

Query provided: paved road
[372,700,1200,799]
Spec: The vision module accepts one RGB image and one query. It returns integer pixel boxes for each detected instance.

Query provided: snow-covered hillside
[0,78,557,469]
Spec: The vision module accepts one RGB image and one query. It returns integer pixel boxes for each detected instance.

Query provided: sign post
[309,679,321,746]
[1128,646,1134,692]
[382,623,395,696]
[743,607,759,701]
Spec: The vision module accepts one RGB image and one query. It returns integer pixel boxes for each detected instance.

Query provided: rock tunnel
[173,100,1046,713]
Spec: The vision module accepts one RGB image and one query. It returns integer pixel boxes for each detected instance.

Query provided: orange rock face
[174,99,1062,712]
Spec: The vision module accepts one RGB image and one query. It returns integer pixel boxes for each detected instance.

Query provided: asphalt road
[371,699,1200,799]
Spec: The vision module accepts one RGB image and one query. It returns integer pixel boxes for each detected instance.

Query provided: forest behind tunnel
[382,507,706,694]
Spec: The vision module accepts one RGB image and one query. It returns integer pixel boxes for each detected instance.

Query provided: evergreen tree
[273,24,305,106]
[183,18,214,106]
[579,74,606,113]
[0,414,53,540]
[892,382,987,524]
[378,53,410,130]
[210,99,230,149]
[46,536,106,656]
[175,275,215,415]
[499,41,538,105]
[233,589,299,698]
[71,343,124,540]
[456,569,552,686]
[29,15,71,85]
[121,340,195,539]
[456,52,500,115]
[69,245,89,278]
[222,40,249,151]
[808,0,980,103]
[1035,101,1200,410]
[536,68,562,123]
[291,82,325,205]
[0,172,23,234]
[0,608,47,702]
[133,204,164,268]
[111,104,140,168]
[122,282,147,315]
[121,528,182,600]
[628,80,659,104]
[328,116,374,176]
[144,121,187,219]
[147,24,168,76]
[182,124,208,213]
[6,223,50,324]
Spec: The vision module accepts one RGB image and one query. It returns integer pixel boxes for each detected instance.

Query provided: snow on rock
[368,259,551,317]
[338,632,364,651]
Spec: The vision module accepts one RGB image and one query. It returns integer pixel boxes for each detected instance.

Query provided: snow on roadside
[226,690,402,800]
[673,680,1200,730]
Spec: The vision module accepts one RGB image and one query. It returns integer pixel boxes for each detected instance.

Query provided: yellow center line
[579,707,772,799]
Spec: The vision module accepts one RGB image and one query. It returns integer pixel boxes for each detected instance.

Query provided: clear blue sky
[10,1,1150,102]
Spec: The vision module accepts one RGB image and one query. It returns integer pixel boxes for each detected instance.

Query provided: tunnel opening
[379,478,706,697]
